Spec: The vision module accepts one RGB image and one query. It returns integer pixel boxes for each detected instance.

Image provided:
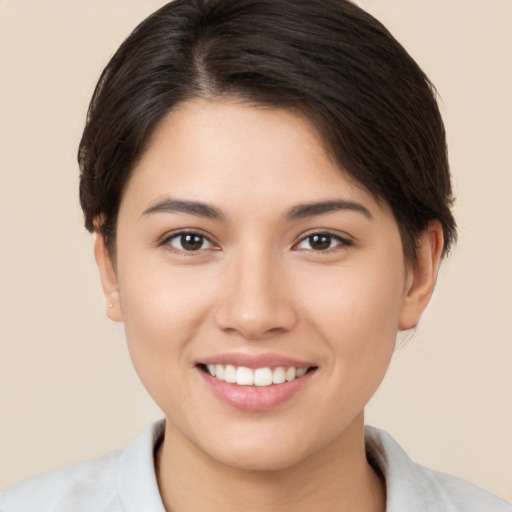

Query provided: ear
[398,221,444,330]
[94,233,123,323]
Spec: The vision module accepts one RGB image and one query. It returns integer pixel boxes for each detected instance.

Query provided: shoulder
[365,426,511,512]
[421,468,511,512]
[0,420,166,512]
[0,450,122,512]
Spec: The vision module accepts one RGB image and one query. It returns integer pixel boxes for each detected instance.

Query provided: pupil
[182,234,203,250]
[310,234,331,250]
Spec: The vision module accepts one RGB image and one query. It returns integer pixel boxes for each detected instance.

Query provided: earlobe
[94,233,123,323]
[398,221,444,331]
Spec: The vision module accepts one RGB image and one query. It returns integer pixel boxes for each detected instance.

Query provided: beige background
[1,0,511,501]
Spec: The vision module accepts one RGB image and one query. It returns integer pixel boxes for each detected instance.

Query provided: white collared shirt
[1,421,509,511]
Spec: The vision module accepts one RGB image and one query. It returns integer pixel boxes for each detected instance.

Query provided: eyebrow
[284,200,373,220]
[141,198,226,220]
[141,197,372,222]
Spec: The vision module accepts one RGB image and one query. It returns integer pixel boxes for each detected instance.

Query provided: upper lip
[196,352,316,369]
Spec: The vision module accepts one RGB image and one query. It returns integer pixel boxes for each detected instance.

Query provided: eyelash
[292,231,353,252]
[160,229,352,254]
[161,230,219,254]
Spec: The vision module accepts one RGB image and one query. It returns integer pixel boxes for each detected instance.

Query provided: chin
[196,425,327,473]
[214,445,309,473]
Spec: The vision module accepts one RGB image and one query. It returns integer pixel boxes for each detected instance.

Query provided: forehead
[122,98,388,221]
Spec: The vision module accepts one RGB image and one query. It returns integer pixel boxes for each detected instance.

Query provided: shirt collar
[116,419,167,512]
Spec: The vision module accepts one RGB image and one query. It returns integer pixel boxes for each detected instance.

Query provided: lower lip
[198,368,314,412]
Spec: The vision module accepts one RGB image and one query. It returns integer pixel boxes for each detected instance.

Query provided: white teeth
[285,367,296,381]
[236,366,254,385]
[296,368,307,377]
[273,366,286,384]
[215,364,224,380]
[205,364,311,386]
[224,364,236,383]
[254,368,273,387]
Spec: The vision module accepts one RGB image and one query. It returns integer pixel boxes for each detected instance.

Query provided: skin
[95,98,443,512]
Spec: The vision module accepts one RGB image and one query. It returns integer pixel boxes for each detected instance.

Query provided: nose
[214,248,298,340]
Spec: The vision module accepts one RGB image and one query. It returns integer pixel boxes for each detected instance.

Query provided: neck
[156,413,386,512]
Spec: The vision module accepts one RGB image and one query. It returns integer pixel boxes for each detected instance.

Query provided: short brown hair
[79,0,456,262]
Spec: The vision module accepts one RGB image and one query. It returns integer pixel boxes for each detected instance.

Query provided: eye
[294,232,351,251]
[164,231,216,252]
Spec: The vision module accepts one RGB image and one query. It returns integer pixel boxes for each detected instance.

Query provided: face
[97,99,438,471]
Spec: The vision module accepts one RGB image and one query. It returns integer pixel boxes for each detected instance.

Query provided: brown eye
[308,234,332,250]
[167,232,214,252]
[295,232,350,251]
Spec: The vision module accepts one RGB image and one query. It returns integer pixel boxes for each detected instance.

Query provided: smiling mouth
[197,364,317,387]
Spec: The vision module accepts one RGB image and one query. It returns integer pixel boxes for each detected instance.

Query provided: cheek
[116,255,218,394]
[296,256,405,385]
[300,255,404,330]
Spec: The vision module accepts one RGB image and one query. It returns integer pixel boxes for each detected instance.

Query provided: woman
[1,0,509,510]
